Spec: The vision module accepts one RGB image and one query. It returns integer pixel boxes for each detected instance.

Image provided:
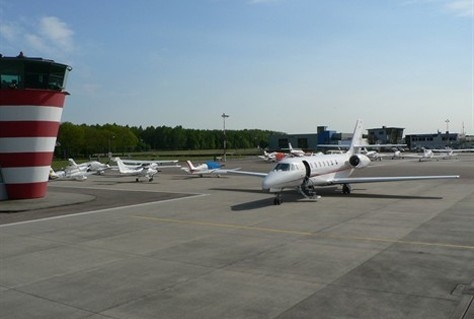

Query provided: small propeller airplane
[49,167,92,181]
[398,148,441,162]
[231,119,460,205]
[258,150,287,162]
[113,157,159,182]
[182,160,240,177]
[68,158,110,175]
[119,158,180,167]
[288,143,306,157]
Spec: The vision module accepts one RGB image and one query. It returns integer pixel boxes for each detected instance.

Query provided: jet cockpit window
[273,163,291,171]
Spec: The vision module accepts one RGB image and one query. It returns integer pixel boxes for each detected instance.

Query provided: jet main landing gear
[273,193,282,205]
[342,184,351,195]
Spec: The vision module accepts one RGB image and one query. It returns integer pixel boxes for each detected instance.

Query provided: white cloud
[0,22,20,42]
[402,0,473,18]
[38,16,75,52]
[0,16,75,57]
[444,0,473,17]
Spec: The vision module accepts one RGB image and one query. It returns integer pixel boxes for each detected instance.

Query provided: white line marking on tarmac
[48,184,202,195]
[0,194,208,228]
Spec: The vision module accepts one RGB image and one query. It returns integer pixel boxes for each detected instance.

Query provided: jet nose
[262,178,271,191]
[262,174,277,191]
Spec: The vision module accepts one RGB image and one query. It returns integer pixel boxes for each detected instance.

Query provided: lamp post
[222,113,229,162]
[445,119,450,132]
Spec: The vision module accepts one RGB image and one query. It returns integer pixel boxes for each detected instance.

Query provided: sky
[1,0,473,134]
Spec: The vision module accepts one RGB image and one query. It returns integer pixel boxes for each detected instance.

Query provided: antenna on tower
[445,119,450,132]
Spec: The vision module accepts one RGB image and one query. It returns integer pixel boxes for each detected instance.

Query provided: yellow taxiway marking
[133,216,474,251]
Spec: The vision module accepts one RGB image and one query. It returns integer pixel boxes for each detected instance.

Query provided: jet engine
[349,154,371,168]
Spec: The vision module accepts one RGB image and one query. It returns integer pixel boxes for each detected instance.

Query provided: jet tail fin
[348,119,364,155]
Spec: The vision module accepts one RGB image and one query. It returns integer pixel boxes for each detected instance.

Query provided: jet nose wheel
[273,197,282,205]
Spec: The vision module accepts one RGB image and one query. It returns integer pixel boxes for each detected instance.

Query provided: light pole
[222,113,229,162]
[445,119,450,132]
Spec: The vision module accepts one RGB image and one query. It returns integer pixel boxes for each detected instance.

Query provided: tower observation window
[0,57,71,91]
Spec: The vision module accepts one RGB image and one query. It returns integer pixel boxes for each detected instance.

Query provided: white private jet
[232,120,459,205]
[113,157,159,182]
[182,160,241,177]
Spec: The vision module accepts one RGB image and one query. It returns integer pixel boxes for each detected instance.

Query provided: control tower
[0,53,72,200]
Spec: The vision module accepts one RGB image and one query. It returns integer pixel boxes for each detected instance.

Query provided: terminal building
[367,126,404,145]
[268,125,393,152]
[405,131,459,150]
[268,123,468,153]
[0,53,72,200]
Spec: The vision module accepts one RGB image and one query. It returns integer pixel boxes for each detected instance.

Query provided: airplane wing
[432,149,474,153]
[317,144,406,149]
[328,175,459,185]
[354,144,407,148]
[121,159,179,166]
[224,170,268,177]
[213,168,242,174]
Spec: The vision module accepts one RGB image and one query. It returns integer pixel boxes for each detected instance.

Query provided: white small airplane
[231,120,459,205]
[68,158,110,175]
[49,167,91,181]
[120,158,180,167]
[361,148,382,161]
[182,160,240,177]
[258,150,287,162]
[400,148,440,162]
[288,143,306,157]
[389,149,405,159]
[113,157,159,182]
[431,147,474,159]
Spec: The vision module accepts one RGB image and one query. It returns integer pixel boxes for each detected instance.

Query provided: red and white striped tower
[0,54,72,200]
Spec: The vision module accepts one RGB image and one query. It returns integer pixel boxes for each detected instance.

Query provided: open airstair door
[300,160,317,199]
[302,160,311,178]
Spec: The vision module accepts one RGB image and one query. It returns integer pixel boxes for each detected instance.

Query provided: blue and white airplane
[182,160,240,177]
[231,119,460,205]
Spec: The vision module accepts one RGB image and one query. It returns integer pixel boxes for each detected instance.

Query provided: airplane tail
[68,158,78,167]
[114,157,127,173]
[348,119,364,155]
[185,160,197,172]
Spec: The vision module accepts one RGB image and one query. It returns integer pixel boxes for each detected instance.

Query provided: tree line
[56,122,279,158]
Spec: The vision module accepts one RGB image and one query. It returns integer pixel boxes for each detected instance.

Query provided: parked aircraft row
[49,119,462,205]
[362,147,473,162]
[49,157,240,182]
[49,157,180,182]
[261,143,473,163]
